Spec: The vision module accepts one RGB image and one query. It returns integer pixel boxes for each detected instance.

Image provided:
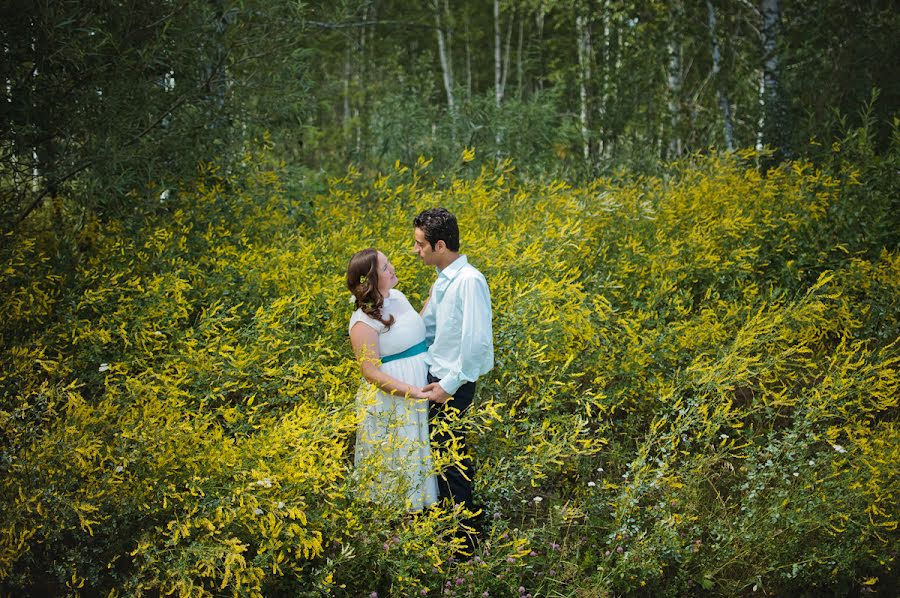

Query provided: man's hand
[423,382,452,404]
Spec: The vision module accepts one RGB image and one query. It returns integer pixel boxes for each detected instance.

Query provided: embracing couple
[346,208,493,534]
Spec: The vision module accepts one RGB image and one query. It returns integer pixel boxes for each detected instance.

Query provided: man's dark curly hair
[413,208,460,252]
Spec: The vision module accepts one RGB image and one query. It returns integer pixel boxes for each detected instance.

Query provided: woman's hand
[407,386,429,400]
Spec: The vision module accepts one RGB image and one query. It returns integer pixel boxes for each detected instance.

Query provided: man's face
[414,227,436,266]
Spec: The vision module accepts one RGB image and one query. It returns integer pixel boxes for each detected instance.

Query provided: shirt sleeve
[438,275,494,396]
[421,286,437,346]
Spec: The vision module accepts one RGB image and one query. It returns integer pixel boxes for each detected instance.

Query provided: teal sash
[381,340,428,364]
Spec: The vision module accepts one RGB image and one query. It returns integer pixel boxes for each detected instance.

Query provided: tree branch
[306,19,432,30]
[5,158,93,235]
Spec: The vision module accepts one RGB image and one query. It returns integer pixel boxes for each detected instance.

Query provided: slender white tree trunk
[516,12,525,98]
[707,0,735,151]
[465,20,472,99]
[494,1,514,148]
[343,45,351,127]
[756,69,765,152]
[666,2,684,159]
[32,149,40,193]
[494,0,502,109]
[536,8,545,91]
[596,2,609,158]
[760,0,789,162]
[605,4,623,158]
[576,12,592,163]
[502,9,513,99]
[355,9,367,155]
[432,0,456,121]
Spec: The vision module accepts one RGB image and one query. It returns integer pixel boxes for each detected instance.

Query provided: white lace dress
[349,289,438,511]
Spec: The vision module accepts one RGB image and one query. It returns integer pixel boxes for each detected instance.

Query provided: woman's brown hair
[346,248,395,329]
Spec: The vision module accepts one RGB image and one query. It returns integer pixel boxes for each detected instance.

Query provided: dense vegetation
[2,0,898,595]
[1,125,897,594]
[3,1,898,232]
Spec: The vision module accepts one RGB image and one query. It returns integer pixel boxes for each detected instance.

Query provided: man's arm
[429,275,493,400]
[420,283,436,345]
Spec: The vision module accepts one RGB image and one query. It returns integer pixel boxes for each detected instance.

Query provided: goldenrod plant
[1,140,897,595]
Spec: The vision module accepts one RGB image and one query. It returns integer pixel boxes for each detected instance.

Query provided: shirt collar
[437,255,468,281]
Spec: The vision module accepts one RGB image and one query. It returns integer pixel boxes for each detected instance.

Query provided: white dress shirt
[421,255,494,395]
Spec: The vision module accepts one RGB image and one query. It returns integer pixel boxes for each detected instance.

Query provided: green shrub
[1,141,896,595]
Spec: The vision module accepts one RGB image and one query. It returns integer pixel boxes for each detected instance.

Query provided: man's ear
[435,239,446,252]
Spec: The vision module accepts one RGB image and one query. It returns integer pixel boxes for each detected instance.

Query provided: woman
[347,248,438,512]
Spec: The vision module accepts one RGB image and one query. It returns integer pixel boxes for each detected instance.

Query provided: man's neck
[436,252,461,271]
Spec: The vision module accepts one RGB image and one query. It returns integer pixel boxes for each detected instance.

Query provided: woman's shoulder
[349,308,384,334]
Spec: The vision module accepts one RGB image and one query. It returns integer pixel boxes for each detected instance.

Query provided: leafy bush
[1,139,897,595]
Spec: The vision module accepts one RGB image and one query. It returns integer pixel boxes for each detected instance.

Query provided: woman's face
[376,251,398,295]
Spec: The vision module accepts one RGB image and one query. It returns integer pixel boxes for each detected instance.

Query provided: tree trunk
[494,1,514,149]
[605,3,621,158]
[760,0,790,166]
[343,45,351,128]
[432,0,456,123]
[494,0,502,109]
[666,1,684,160]
[465,19,472,100]
[576,12,592,163]
[536,8,545,92]
[596,1,609,158]
[354,8,367,156]
[707,0,735,151]
[33,13,56,198]
[756,69,765,152]
[516,11,525,98]
[502,9,513,100]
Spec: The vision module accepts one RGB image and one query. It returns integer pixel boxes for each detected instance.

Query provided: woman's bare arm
[349,322,426,399]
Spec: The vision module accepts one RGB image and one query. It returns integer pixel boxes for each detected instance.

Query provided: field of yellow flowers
[1,142,897,596]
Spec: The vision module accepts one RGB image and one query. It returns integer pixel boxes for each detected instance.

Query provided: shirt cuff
[438,374,463,396]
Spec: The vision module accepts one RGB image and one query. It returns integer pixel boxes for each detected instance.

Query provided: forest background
[1,0,898,596]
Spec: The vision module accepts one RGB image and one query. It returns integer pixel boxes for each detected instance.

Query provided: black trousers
[427,373,475,507]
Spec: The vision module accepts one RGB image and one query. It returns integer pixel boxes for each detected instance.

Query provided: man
[413,207,493,517]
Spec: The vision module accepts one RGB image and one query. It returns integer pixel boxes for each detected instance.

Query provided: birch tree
[666,0,685,159]
[576,9,593,163]
[707,0,735,151]
[594,0,616,159]
[494,0,514,148]
[432,0,457,125]
[760,0,790,164]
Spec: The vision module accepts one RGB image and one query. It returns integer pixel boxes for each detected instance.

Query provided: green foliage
[286,0,899,176]
[0,0,311,233]
[1,136,898,595]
